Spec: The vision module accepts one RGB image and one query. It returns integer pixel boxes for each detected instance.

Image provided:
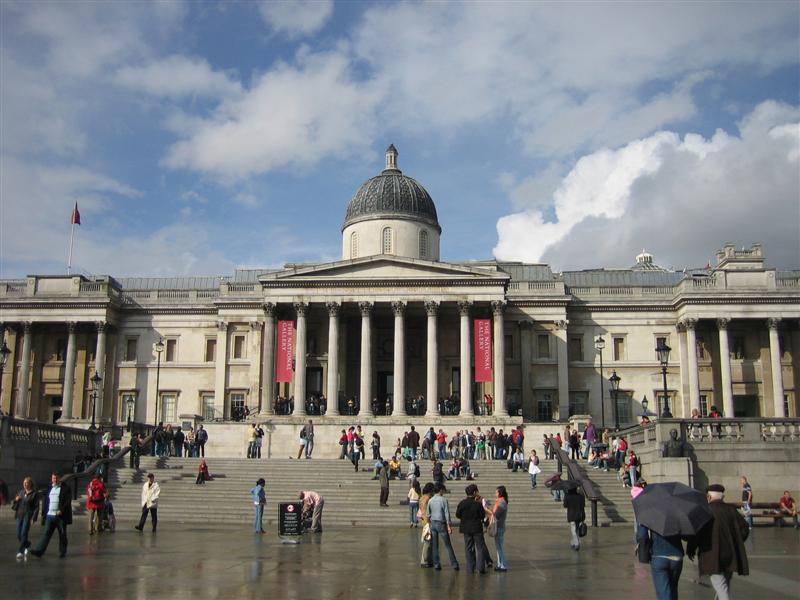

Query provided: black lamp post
[609,370,621,430]
[0,340,11,416]
[88,370,102,430]
[656,340,673,417]
[595,336,606,427]
[641,397,649,418]
[154,338,165,426]
[126,396,135,432]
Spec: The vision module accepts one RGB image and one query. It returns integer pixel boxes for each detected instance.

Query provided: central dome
[342,145,441,232]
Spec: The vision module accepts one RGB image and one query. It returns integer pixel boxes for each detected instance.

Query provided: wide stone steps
[93,456,574,527]
[579,465,636,524]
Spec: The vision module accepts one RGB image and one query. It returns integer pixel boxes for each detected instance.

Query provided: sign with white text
[474,319,492,382]
[275,320,296,382]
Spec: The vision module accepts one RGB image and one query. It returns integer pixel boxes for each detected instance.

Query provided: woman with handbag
[418,483,435,568]
[13,476,39,560]
[484,486,509,572]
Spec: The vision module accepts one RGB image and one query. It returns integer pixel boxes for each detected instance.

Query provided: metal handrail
[548,436,600,527]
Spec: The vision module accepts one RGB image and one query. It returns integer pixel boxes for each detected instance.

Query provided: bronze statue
[662,428,685,458]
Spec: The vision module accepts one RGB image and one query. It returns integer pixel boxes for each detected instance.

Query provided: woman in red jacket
[196,459,211,485]
[86,474,106,534]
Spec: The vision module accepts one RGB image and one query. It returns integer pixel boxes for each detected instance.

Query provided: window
[731,336,745,360]
[419,230,428,259]
[536,390,554,421]
[382,227,393,254]
[125,337,138,362]
[537,334,550,359]
[504,334,514,359]
[53,337,67,361]
[784,394,791,418]
[308,334,318,356]
[202,394,215,421]
[160,393,177,423]
[699,394,709,417]
[569,391,587,417]
[655,391,675,417]
[569,337,583,362]
[613,337,625,361]
[230,391,246,421]
[165,338,177,362]
[205,338,216,362]
[351,232,358,258]
[616,391,632,424]
[655,336,668,361]
[120,392,136,423]
[696,335,709,360]
[232,334,246,359]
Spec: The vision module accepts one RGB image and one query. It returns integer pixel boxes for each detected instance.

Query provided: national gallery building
[1,146,799,434]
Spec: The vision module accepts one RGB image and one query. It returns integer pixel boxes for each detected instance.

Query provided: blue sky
[1,1,798,279]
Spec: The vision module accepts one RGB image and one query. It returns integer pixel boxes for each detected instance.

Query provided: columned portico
[425,301,439,417]
[17,322,32,418]
[293,302,308,416]
[768,318,785,417]
[359,302,373,413]
[260,304,276,415]
[392,301,406,417]
[459,301,473,416]
[717,318,734,417]
[326,302,341,416]
[492,301,508,417]
[683,319,700,414]
[62,322,78,420]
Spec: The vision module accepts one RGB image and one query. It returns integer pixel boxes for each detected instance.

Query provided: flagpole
[67,220,75,275]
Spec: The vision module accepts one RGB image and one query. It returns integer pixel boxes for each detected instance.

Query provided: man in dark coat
[687,484,749,599]
[30,473,72,558]
[407,425,421,460]
[378,461,390,507]
[455,484,487,574]
[563,488,585,551]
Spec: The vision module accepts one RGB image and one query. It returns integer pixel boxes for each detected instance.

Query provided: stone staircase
[96,456,576,528]
[577,463,636,525]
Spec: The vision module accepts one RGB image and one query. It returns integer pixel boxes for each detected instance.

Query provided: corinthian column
[492,301,508,417]
[683,319,700,414]
[716,318,734,417]
[326,302,341,416]
[425,301,439,417]
[292,303,308,416]
[17,323,33,418]
[359,302,373,413]
[459,301,473,416]
[62,322,78,420]
[392,301,406,417]
[260,303,276,416]
[768,318,785,417]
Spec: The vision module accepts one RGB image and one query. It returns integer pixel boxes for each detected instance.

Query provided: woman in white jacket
[135,473,160,532]
[528,450,541,489]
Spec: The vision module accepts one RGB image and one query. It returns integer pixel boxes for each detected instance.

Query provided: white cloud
[115,55,242,99]
[258,0,333,38]
[494,101,800,270]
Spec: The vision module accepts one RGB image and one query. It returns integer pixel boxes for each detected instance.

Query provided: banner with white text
[474,318,492,382]
[275,320,296,382]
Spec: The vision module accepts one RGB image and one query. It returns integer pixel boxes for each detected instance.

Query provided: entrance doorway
[48,396,63,423]
[733,395,760,417]
[377,371,393,415]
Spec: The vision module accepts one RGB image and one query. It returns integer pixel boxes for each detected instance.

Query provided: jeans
[34,515,68,557]
[305,439,314,458]
[709,572,732,600]
[174,443,182,457]
[197,442,205,457]
[16,516,32,553]
[430,521,459,568]
[569,521,580,549]
[372,445,380,460]
[530,473,538,488]
[409,501,419,525]
[254,504,264,532]
[650,556,683,600]
[138,506,158,531]
[494,528,506,569]
[463,532,487,573]
[438,444,446,459]
[552,489,563,502]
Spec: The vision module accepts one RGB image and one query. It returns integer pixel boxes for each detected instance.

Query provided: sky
[1,0,798,279]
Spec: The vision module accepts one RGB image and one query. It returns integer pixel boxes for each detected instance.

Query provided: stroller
[100,498,116,532]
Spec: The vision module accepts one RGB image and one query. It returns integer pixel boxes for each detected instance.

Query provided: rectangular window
[655,392,675,417]
[53,338,67,361]
[205,338,217,362]
[165,338,177,362]
[699,394,709,417]
[784,394,791,418]
[731,336,745,360]
[120,392,136,423]
[613,337,625,361]
[230,391,246,421]
[537,334,550,359]
[202,394,215,421]
[125,337,138,362]
[616,391,632,425]
[232,334,246,359]
[655,336,668,360]
[160,393,177,423]
[536,390,554,422]
[569,391,587,417]
[696,335,709,360]
[569,337,583,362]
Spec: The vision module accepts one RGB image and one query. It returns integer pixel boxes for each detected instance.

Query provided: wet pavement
[1,518,798,599]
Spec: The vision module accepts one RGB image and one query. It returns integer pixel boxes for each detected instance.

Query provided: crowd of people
[142,422,209,460]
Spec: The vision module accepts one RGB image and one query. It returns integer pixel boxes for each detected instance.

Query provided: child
[101,491,116,532]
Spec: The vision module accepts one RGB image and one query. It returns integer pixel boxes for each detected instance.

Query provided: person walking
[303,420,315,459]
[528,449,541,488]
[30,473,72,558]
[248,424,258,459]
[371,431,381,460]
[564,487,585,551]
[740,476,753,529]
[408,479,421,527]
[379,460,390,507]
[485,486,509,571]
[254,423,264,459]
[128,433,141,469]
[299,491,324,533]
[407,425,420,460]
[13,476,39,560]
[135,473,160,532]
[637,523,688,600]
[250,478,267,533]
[426,483,460,571]
[456,484,487,574]
[687,484,749,600]
[86,473,106,535]
[419,482,435,568]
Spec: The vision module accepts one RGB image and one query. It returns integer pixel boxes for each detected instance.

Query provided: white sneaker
[16,552,23,560]
[24,548,29,558]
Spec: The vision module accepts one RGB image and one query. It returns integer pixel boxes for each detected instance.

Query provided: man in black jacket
[563,487,585,551]
[407,425,420,460]
[30,473,72,558]
[455,484,487,574]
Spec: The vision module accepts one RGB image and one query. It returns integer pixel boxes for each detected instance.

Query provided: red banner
[275,320,296,382]
[474,319,492,382]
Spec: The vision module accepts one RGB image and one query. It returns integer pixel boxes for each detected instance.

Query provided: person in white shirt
[511,449,526,472]
[135,473,160,532]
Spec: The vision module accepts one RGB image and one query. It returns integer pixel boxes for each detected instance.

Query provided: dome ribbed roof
[343,146,440,232]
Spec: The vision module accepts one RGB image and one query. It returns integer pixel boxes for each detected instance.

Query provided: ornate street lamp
[0,340,11,416]
[609,370,621,430]
[641,396,649,417]
[656,339,673,417]
[126,395,135,432]
[88,370,102,430]
[594,336,606,426]
[154,338,165,426]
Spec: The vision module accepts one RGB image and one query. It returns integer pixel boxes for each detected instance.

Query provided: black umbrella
[632,482,712,537]
[552,479,580,492]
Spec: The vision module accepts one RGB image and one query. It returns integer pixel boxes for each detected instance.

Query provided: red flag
[71,202,81,225]
[275,320,296,382]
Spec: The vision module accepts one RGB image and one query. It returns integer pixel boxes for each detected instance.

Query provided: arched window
[382,227,393,254]
[350,232,358,258]
[419,230,428,259]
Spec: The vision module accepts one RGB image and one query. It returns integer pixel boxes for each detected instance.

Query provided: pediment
[260,256,509,284]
